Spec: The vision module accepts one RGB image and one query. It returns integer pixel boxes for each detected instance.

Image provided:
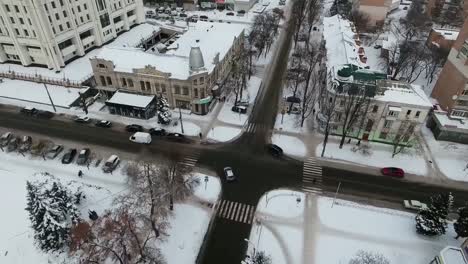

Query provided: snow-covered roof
[433,112,468,130]
[433,28,459,41]
[440,247,468,264]
[111,23,161,48]
[106,91,155,108]
[375,80,433,107]
[94,21,245,79]
[382,32,397,50]
[323,15,366,69]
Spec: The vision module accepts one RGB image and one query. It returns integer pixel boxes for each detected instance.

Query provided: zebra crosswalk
[215,200,256,224]
[245,123,269,134]
[302,157,323,194]
[178,150,200,167]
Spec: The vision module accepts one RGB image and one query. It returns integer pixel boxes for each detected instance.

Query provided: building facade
[90,21,245,115]
[0,0,144,71]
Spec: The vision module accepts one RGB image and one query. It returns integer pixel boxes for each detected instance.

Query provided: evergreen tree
[25,180,80,252]
[454,205,468,239]
[252,251,272,264]
[415,193,453,236]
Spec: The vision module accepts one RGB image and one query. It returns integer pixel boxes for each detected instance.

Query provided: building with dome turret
[90,21,245,115]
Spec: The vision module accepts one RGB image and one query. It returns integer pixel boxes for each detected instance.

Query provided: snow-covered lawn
[0,79,88,108]
[207,126,241,142]
[272,134,307,158]
[421,126,468,182]
[274,113,306,134]
[315,197,461,264]
[316,137,428,176]
[248,190,461,264]
[0,148,220,263]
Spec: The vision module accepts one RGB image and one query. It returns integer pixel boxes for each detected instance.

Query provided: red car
[381,167,405,178]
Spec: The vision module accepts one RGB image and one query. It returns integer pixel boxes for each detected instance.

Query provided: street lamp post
[244,238,256,258]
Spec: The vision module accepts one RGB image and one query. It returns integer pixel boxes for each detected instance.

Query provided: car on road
[62,148,77,164]
[0,132,13,147]
[6,137,20,152]
[226,12,234,16]
[166,133,187,143]
[224,167,236,181]
[76,148,91,165]
[129,132,152,144]
[30,140,47,156]
[20,107,38,115]
[95,120,112,128]
[126,124,144,132]
[231,105,247,114]
[237,10,246,16]
[381,167,405,178]
[103,155,120,173]
[36,110,54,119]
[18,136,33,152]
[74,115,91,123]
[266,144,283,157]
[200,15,208,21]
[46,144,64,159]
[149,128,167,136]
[403,200,428,211]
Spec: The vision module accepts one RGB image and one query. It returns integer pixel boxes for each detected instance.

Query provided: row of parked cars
[0,132,120,173]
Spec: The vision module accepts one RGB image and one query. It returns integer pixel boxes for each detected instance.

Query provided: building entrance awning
[194,96,212,104]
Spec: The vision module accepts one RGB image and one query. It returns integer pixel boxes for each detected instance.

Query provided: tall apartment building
[431,19,468,118]
[0,0,144,72]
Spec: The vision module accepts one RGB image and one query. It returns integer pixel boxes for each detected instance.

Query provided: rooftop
[94,21,245,79]
[375,80,433,107]
[106,90,155,108]
[433,28,460,41]
[440,247,468,264]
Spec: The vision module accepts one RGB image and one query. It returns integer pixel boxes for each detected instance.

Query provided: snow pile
[207,126,242,142]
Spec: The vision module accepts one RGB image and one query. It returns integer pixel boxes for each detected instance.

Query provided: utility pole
[179,107,185,134]
[332,182,341,208]
[43,83,56,112]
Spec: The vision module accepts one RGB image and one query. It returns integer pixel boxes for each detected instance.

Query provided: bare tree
[286,47,308,113]
[350,10,371,33]
[390,121,419,158]
[305,0,322,40]
[320,91,338,157]
[349,250,390,264]
[292,0,307,47]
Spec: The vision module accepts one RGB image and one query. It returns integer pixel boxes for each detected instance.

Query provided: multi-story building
[0,0,144,71]
[319,15,433,143]
[425,0,468,22]
[90,21,245,115]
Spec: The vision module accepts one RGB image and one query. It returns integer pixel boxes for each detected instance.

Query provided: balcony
[81,35,95,46]
[60,44,76,56]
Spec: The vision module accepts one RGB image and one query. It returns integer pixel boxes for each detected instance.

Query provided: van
[103,155,120,173]
[129,132,152,144]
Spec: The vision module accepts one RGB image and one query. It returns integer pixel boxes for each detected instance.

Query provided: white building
[319,15,433,143]
[0,0,144,71]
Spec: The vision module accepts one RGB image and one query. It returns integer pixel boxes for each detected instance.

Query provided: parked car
[231,105,247,114]
[30,140,47,156]
[381,167,405,178]
[95,120,112,128]
[149,128,167,136]
[36,110,54,119]
[62,148,77,164]
[0,132,13,147]
[266,144,283,157]
[103,155,120,173]
[403,200,428,211]
[74,115,91,123]
[286,96,301,103]
[226,11,234,16]
[179,13,188,18]
[237,10,246,16]
[129,132,152,144]
[166,133,187,143]
[200,15,209,21]
[18,136,33,152]
[46,144,64,159]
[125,124,144,132]
[76,148,91,165]
[20,107,38,115]
[224,167,236,181]
[6,137,20,152]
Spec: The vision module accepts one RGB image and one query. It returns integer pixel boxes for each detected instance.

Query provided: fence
[0,71,92,88]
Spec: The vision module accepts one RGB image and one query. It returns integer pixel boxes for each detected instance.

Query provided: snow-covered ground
[316,137,428,176]
[421,126,468,182]
[0,147,220,263]
[272,134,307,158]
[248,190,461,264]
[207,126,242,142]
[0,79,87,108]
[274,113,307,134]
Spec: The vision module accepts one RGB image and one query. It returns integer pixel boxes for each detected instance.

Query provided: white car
[74,115,90,123]
[403,200,428,210]
[129,132,152,144]
[103,155,120,173]
[224,167,236,182]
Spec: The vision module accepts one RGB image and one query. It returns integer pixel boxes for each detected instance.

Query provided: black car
[266,144,283,157]
[166,133,187,143]
[149,128,167,136]
[95,120,112,128]
[126,124,144,132]
[36,110,54,119]
[286,96,301,103]
[62,149,77,164]
[226,12,234,16]
[76,148,91,165]
[231,105,247,114]
[20,107,38,115]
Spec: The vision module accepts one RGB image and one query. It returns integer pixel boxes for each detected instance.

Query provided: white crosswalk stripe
[302,157,323,194]
[178,151,200,167]
[245,123,270,134]
[215,200,256,224]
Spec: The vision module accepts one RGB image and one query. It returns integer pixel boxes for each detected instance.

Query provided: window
[193,79,198,85]
[77,6,81,12]
[128,79,134,87]
[100,76,106,86]
[174,85,181,94]
[10,17,14,23]
[58,24,63,31]
[23,29,29,36]
[380,132,388,139]
[59,0,64,6]
[140,81,145,90]
[329,97,333,103]
[372,105,378,113]
[5,5,10,12]
[183,87,189,95]
[384,120,393,128]
[28,18,31,25]
[84,3,87,9]
[365,119,373,131]
[154,82,160,91]
[106,76,112,85]
[55,13,59,20]
[145,81,151,91]
[14,5,19,12]
[63,10,67,17]
[194,88,198,97]
[121,78,127,86]
[415,111,421,118]
[24,6,27,13]
[51,2,56,8]
[19,18,24,24]
[161,83,166,93]
[14,28,20,36]
[97,63,106,68]
[406,110,411,116]
[199,77,204,84]
[66,22,70,29]
[388,110,398,117]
